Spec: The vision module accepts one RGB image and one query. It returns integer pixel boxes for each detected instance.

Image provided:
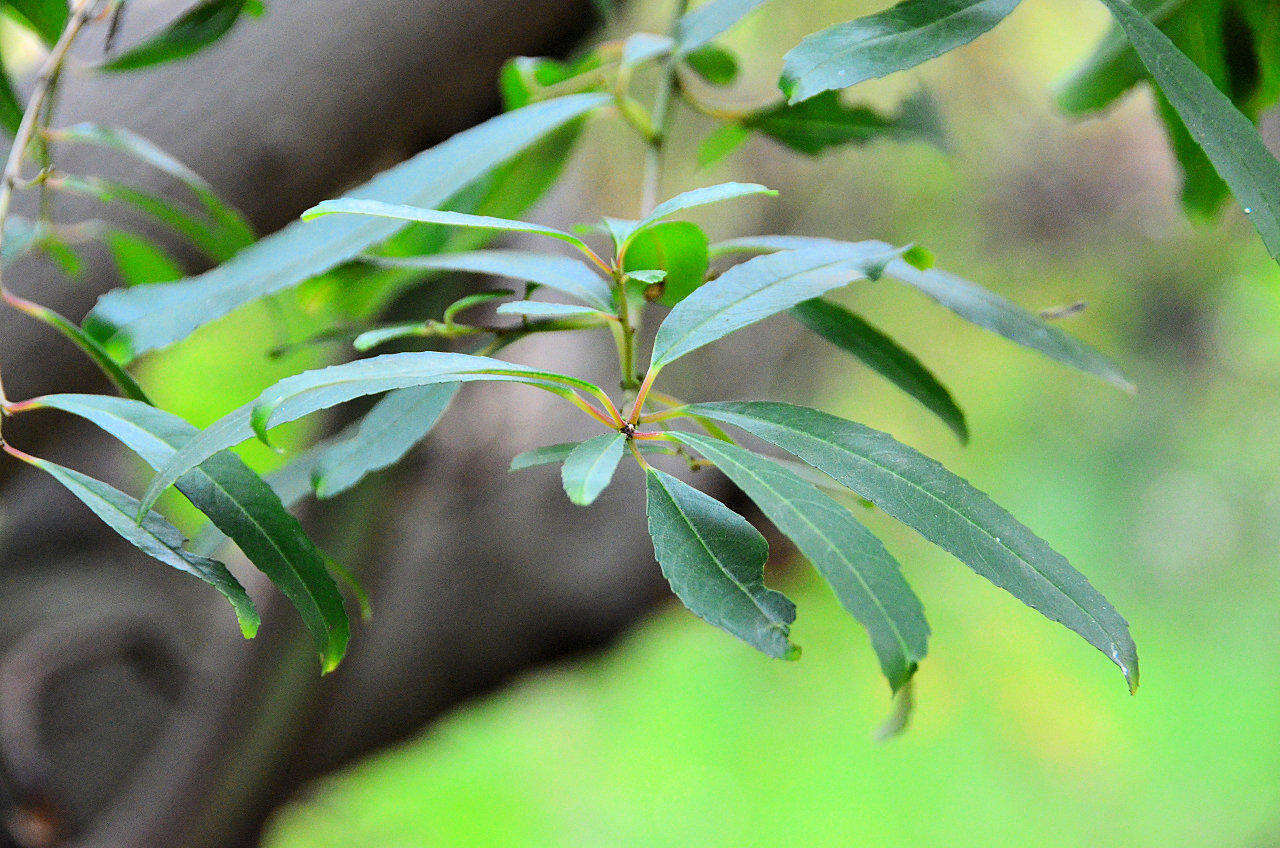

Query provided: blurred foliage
[259,0,1280,844]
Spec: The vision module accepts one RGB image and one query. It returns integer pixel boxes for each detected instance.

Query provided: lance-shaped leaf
[312,384,458,499]
[367,250,613,311]
[304,199,603,263]
[1096,0,1280,263]
[86,93,609,361]
[105,231,185,286]
[621,183,775,253]
[649,243,902,372]
[139,351,609,514]
[6,0,68,45]
[743,89,947,155]
[714,235,1132,390]
[780,0,1024,104]
[676,0,771,51]
[791,298,967,442]
[20,393,349,670]
[103,0,265,72]
[671,432,928,690]
[495,301,613,322]
[8,449,260,639]
[686,401,1139,690]
[511,439,671,470]
[645,468,798,659]
[560,433,627,506]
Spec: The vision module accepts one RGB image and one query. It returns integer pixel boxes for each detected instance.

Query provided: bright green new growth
[17,0,1273,705]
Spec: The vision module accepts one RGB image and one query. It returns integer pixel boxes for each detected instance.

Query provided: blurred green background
[251,1,1280,845]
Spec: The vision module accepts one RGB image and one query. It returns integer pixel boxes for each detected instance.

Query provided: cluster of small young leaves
[5,0,1277,707]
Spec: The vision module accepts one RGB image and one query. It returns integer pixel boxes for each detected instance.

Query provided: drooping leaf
[7,448,259,638]
[713,235,1132,390]
[686,401,1139,690]
[645,467,798,658]
[684,44,739,85]
[742,89,947,155]
[676,0,771,51]
[670,431,928,690]
[511,439,671,470]
[1096,0,1280,263]
[648,242,902,372]
[560,432,627,505]
[622,221,709,306]
[779,0,1023,104]
[303,199,602,262]
[22,393,349,670]
[5,0,68,46]
[102,0,265,72]
[790,298,967,442]
[495,301,612,322]
[138,351,610,513]
[86,93,610,362]
[312,384,457,499]
[367,249,613,311]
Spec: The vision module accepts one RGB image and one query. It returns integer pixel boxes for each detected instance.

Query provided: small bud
[644,282,664,302]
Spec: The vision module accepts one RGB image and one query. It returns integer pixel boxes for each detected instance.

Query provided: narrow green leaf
[561,432,626,506]
[645,467,798,658]
[24,393,349,670]
[624,182,775,252]
[684,44,739,85]
[0,64,23,135]
[86,93,609,361]
[10,450,259,639]
[367,249,613,311]
[443,290,515,325]
[495,301,611,322]
[304,198,600,260]
[780,0,1023,104]
[5,0,69,46]
[512,439,670,470]
[648,242,902,372]
[744,89,947,155]
[676,0,771,51]
[686,401,1139,690]
[312,384,457,499]
[791,298,967,442]
[622,221,709,306]
[671,431,928,690]
[139,351,607,514]
[697,123,751,167]
[102,0,264,72]
[714,235,1132,390]
[1097,0,1280,262]
[104,230,185,286]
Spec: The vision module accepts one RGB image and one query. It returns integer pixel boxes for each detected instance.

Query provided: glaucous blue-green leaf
[648,242,902,371]
[779,0,1023,104]
[9,450,260,639]
[312,384,457,499]
[511,439,671,470]
[623,182,775,252]
[645,467,798,659]
[686,401,1139,690]
[561,432,627,506]
[671,432,928,690]
[102,0,265,72]
[621,32,674,67]
[622,221,709,306]
[676,0,770,51]
[495,301,612,322]
[791,298,967,442]
[22,393,349,670]
[743,89,947,155]
[304,199,601,261]
[86,93,609,361]
[683,44,739,85]
[1096,0,1280,263]
[368,249,613,311]
[138,351,607,514]
[714,235,1132,390]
